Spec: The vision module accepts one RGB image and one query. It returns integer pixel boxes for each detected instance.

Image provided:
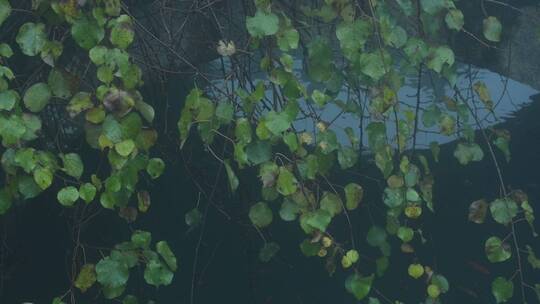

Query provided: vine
[0,0,538,303]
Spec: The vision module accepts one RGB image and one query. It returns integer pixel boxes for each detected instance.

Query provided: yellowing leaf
[473,81,493,110]
[75,264,96,293]
[408,263,424,279]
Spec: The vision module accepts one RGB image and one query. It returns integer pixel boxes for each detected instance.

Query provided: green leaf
[33,167,53,190]
[320,192,342,217]
[71,15,105,49]
[276,167,298,196]
[383,187,404,208]
[453,143,484,165]
[493,133,511,162]
[344,183,363,210]
[146,158,165,179]
[491,277,513,303]
[376,256,389,277]
[15,148,37,173]
[249,201,273,228]
[102,115,123,143]
[304,209,332,232]
[0,0,11,27]
[122,295,138,304]
[265,111,290,135]
[41,40,63,66]
[110,15,134,49]
[277,27,299,51]
[420,0,446,14]
[48,69,74,99]
[185,208,202,227]
[445,9,464,31]
[66,92,93,118]
[16,22,47,56]
[0,43,12,58]
[259,242,280,262]
[52,297,66,304]
[427,46,455,73]
[144,259,173,287]
[57,186,79,206]
[102,284,125,299]
[526,245,540,269]
[279,199,300,221]
[79,183,97,203]
[115,139,135,157]
[367,226,387,247]
[408,263,424,279]
[299,239,321,257]
[422,104,441,128]
[18,175,42,199]
[359,52,389,81]
[224,160,239,192]
[23,82,52,112]
[246,141,272,165]
[96,256,129,288]
[345,274,374,300]
[431,274,450,293]
[61,153,84,179]
[235,118,252,144]
[156,241,177,271]
[317,130,339,154]
[397,226,414,242]
[337,146,358,169]
[0,90,19,111]
[406,188,420,202]
[246,10,279,38]
[215,102,233,123]
[336,20,371,59]
[485,236,511,263]
[307,38,333,82]
[521,201,537,236]
[0,189,12,215]
[131,230,151,248]
[281,133,297,153]
[75,264,96,293]
[89,46,108,65]
[396,0,414,16]
[483,16,502,42]
[489,198,518,225]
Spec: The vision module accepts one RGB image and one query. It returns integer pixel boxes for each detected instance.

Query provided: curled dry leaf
[468,199,488,224]
[118,206,137,223]
[217,40,236,56]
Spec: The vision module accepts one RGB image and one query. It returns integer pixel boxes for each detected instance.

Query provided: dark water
[1,71,539,304]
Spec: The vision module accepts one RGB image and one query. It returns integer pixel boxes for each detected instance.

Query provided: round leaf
[96,256,129,288]
[345,274,374,300]
[57,186,79,206]
[144,259,173,287]
[79,183,97,203]
[24,83,51,113]
[490,198,518,225]
[483,16,502,42]
[491,277,513,303]
[344,183,363,210]
[146,158,165,179]
[246,10,279,37]
[16,22,47,56]
[259,242,280,262]
[71,16,105,49]
[249,201,273,228]
[156,241,177,271]
[485,236,511,263]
